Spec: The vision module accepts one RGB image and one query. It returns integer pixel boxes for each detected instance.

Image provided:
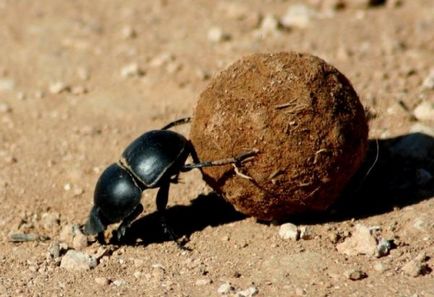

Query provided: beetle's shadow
[123,132,434,245]
[123,192,245,246]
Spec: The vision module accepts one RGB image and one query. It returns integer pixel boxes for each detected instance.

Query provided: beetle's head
[83,163,143,235]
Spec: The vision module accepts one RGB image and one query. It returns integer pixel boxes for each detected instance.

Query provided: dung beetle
[83,117,257,244]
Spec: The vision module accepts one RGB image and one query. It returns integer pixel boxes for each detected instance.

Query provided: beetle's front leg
[116,203,144,242]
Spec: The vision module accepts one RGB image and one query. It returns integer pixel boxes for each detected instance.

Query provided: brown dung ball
[190,52,368,221]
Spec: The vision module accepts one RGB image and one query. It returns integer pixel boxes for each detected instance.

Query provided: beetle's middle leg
[156,181,188,249]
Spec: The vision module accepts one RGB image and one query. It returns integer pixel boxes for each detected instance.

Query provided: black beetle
[83,118,257,244]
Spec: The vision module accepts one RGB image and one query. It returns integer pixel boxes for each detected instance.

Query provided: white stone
[60,250,97,271]
[259,15,280,35]
[414,101,434,122]
[207,27,230,43]
[279,223,299,240]
[120,63,143,78]
[217,282,234,295]
[49,82,68,94]
[422,69,434,90]
[0,103,12,113]
[281,4,316,29]
[236,286,258,297]
[0,79,15,91]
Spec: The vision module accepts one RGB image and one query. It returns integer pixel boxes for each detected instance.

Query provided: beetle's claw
[116,225,127,242]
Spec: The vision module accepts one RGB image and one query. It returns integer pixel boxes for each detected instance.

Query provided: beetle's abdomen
[94,163,142,223]
[121,130,189,187]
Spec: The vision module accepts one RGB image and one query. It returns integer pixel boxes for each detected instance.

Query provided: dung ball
[190,52,368,221]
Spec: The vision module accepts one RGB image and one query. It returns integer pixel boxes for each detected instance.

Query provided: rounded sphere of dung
[190,52,368,221]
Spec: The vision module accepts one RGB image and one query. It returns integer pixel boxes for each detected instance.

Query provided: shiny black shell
[94,163,142,223]
[121,130,189,187]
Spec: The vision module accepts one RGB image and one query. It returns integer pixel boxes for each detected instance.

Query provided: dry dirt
[0,1,433,296]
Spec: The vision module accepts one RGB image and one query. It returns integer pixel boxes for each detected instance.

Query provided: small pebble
[133,271,142,279]
[217,282,234,295]
[60,250,97,271]
[207,27,231,43]
[279,223,299,240]
[376,239,393,257]
[112,279,126,287]
[49,82,68,94]
[299,226,313,240]
[336,224,377,256]
[72,230,88,250]
[77,67,90,80]
[280,4,316,29]
[121,25,137,39]
[149,52,173,68]
[258,15,280,36]
[235,286,258,297]
[95,277,110,286]
[48,241,61,258]
[195,278,212,286]
[40,212,60,231]
[0,103,12,113]
[413,101,434,122]
[373,262,388,273]
[422,69,434,90]
[401,252,430,277]
[295,287,306,296]
[120,63,144,78]
[71,85,87,95]
[345,269,367,280]
[0,79,15,91]
[8,233,47,242]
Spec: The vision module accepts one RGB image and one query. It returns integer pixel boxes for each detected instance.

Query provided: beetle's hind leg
[115,203,144,242]
[161,117,192,130]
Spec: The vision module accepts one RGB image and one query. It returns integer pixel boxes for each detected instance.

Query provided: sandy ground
[0,0,433,296]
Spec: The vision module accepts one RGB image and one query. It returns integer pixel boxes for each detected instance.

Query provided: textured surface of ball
[190,52,368,221]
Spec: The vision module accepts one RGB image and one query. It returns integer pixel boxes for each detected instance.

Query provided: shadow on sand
[122,132,434,245]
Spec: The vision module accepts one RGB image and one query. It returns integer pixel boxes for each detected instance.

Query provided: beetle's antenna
[161,117,192,130]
